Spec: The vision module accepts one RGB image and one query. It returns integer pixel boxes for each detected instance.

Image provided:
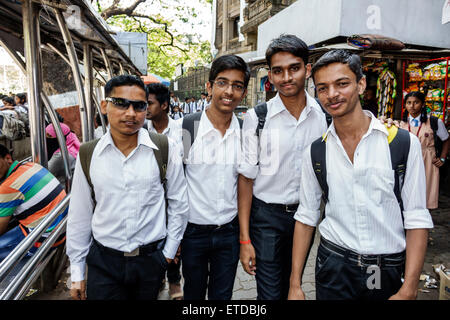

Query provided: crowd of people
[0,33,448,302]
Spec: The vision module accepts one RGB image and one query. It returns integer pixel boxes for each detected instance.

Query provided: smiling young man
[238,34,328,300]
[180,54,249,300]
[67,75,189,300]
[288,50,433,300]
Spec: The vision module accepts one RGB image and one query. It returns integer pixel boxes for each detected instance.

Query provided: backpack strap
[182,112,202,163]
[387,125,410,214]
[79,138,100,209]
[148,131,169,188]
[254,102,267,137]
[310,135,329,204]
[429,116,442,157]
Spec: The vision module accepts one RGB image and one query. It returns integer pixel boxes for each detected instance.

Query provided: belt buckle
[124,247,140,257]
[357,254,362,267]
[285,205,296,213]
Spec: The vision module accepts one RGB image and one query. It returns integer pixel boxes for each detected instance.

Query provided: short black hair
[104,75,146,98]
[15,92,27,103]
[266,34,309,68]
[146,83,170,113]
[312,49,364,82]
[209,54,250,88]
[0,144,11,158]
[2,96,15,106]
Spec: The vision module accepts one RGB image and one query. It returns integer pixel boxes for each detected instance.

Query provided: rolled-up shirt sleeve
[294,145,322,227]
[238,109,259,179]
[401,134,434,230]
[66,155,94,282]
[164,138,189,259]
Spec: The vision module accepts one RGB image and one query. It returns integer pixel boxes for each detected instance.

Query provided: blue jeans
[0,225,36,262]
[181,217,239,300]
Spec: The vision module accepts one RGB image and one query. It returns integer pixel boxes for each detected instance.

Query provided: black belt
[93,238,165,257]
[187,216,238,230]
[320,237,405,267]
[253,197,299,213]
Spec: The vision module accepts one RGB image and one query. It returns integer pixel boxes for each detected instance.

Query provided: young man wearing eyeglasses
[238,35,328,300]
[67,75,189,300]
[180,54,249,300]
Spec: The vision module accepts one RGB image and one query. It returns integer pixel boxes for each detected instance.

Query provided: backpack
[78,131,169,209]
[253,98,332,137]
[0,112,26,141]
[182,111,243,163]
[430,116,443,158]
[310,125,410,218]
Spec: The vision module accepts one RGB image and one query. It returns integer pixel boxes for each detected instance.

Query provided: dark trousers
[315,240,404,300]
[86,240,168,300]
[181,217,240,300]
[250,197,297,300]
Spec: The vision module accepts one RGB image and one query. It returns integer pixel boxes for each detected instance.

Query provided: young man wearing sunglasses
[67,75,189,300]
[180,54,249,300]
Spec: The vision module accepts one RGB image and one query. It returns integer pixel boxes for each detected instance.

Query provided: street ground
[28,194,449,301]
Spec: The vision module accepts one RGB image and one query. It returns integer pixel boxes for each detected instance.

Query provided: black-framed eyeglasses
[105,97,148,112]
[210,80,245,93]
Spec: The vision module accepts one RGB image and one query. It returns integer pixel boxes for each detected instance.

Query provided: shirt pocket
[361,167,395,206]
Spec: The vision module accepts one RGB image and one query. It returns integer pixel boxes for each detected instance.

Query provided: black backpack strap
[148,131,169,187]
[79,138,100,209]
[388,127,410,214]
[254,102,267,137]
[182,111,202,164]
[310,136,329,204]
[315,97,332,128]
[430,116,442,158]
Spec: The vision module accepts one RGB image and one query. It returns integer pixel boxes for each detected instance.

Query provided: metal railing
[0,194,70,300]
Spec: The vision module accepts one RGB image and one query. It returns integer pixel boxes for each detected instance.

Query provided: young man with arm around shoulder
[238,34,328,300]
[67,75,189,300]
[288,50,433,300]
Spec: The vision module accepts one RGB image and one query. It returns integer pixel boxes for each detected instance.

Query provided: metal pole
[22,0,47,166]
[100,48,114,79]
[83,43,95,140]
[54,8,89,143]
[41,92,72,192]
[119,61,125,75]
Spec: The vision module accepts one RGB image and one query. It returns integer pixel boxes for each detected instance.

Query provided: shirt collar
[97,128,158,155]
[147,118,172,135]
[197,110,240,139]
[268,91,317,119]
[323,110,386,141]
[6,161,20,178]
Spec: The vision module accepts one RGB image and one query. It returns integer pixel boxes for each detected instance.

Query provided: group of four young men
[67,34,433,300]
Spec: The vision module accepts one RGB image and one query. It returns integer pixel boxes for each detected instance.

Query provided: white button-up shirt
[295,112,434,255]
[147,117,183,144]
[67,128,189,281]
[185,111,242,225]
[238,92,328,205]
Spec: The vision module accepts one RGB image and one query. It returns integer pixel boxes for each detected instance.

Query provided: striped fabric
[0,161,66,233]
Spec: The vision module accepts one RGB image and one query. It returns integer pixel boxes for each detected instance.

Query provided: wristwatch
[440,158,446,163]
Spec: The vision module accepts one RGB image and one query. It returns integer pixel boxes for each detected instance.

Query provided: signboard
[113,32,148,75]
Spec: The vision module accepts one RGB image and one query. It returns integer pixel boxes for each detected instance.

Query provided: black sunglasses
[105,97,148,112]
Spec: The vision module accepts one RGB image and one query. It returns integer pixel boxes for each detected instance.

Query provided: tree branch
[101,0,147,20]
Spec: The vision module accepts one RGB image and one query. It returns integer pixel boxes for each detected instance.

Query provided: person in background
[45,123,80,185]
[0,144,67,261]
[182,97,191,114]
[94,112,109,139]
[1,97,19,119]
[14,93,28,114]
[197,93,207,112]
[362,86,378,117]
[399,91,449,209]
[171,105,184,120]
